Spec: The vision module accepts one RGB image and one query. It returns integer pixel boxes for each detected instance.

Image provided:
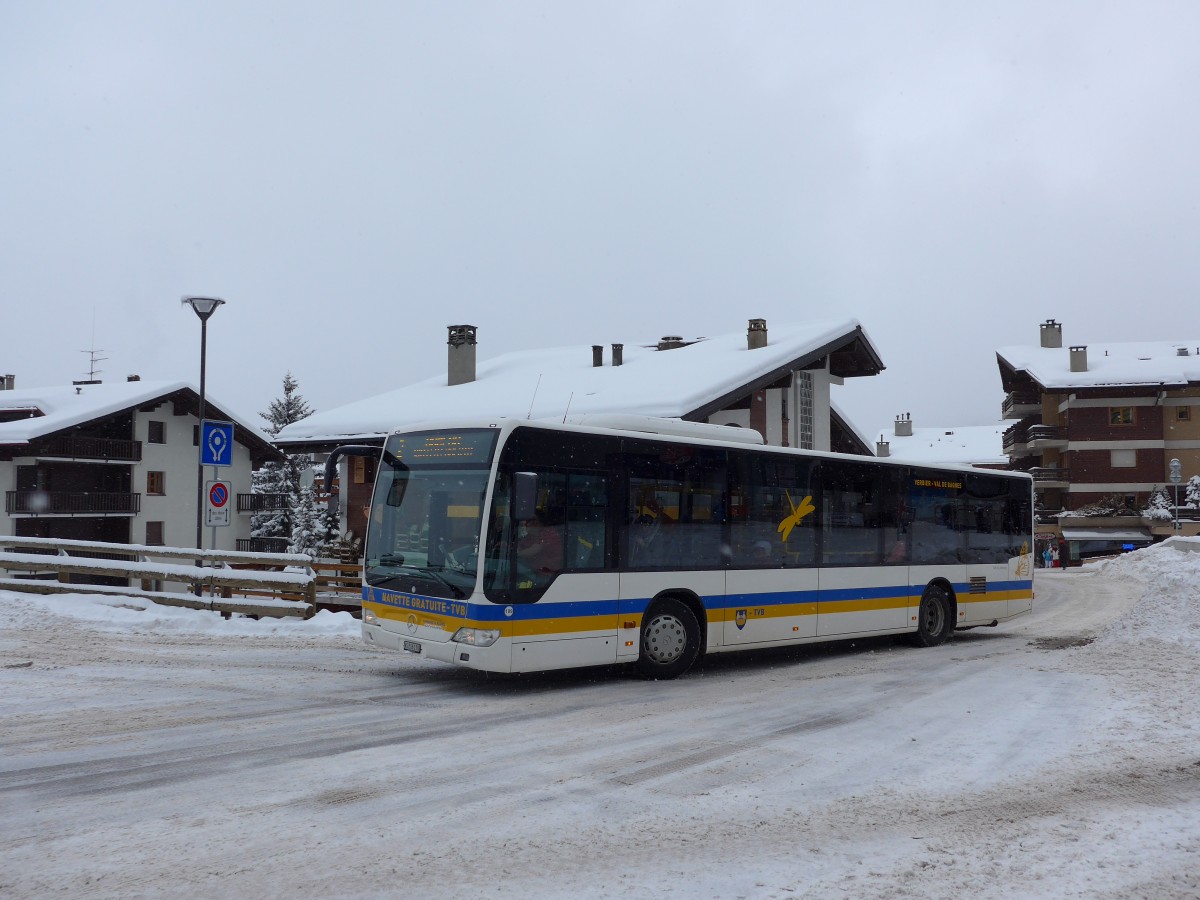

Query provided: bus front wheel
[636,598,701,679]
[909,585,953,648]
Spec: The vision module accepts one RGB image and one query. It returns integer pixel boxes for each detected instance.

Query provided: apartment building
[0,377,282,551]
[997,320,1200,561]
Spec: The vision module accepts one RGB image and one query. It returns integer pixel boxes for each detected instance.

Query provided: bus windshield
[363,429,497,600]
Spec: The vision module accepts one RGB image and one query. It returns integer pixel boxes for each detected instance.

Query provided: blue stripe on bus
[365,578,1034,622]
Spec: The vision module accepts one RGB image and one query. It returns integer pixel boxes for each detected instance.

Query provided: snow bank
[0,590,360,638]
[1085,537,1200,652]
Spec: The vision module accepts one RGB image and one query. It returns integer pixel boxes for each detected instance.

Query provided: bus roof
[385,417,1034,482]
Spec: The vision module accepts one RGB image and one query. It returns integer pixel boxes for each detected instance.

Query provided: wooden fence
[0,536,331,618]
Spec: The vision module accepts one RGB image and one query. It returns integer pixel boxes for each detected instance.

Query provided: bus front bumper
[361,620,511,671]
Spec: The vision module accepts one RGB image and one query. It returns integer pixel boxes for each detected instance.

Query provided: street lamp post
[182,296,225,556]
[1170,458,1182,533]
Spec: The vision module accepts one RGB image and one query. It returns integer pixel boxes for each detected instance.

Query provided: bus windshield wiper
[420,568,465,598]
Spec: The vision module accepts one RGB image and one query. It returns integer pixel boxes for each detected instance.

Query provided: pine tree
[288,485,320,556]
[1187,474,1200,508]
[252,373,315,546]
[1141,487,1174,522]
[288,484,341,557]
[260,372,313,438]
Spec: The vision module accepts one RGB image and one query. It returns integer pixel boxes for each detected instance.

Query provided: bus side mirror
[324,444,382,513]
[513,472,538,521]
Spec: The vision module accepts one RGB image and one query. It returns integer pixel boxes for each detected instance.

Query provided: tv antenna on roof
[78,348,108,383]
[77,311,107,383]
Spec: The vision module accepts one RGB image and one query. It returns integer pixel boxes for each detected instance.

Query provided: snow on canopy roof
[0,380,274,447]
[277,319,878,445]
[877,422,1008,467]
[997,340,1200,389]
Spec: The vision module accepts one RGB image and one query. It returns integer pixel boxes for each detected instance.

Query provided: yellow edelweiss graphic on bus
[777,490,816,542]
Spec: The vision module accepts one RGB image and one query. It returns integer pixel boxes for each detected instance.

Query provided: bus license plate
[403,640,421,654]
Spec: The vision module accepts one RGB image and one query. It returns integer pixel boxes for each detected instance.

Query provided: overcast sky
[3,2,1199,440]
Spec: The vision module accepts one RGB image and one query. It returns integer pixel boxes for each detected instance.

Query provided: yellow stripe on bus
[511,614,619,638]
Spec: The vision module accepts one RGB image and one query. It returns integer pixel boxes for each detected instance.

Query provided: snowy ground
[2,543,1199,899]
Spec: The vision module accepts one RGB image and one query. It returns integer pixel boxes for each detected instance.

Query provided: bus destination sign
[387,429,497,466]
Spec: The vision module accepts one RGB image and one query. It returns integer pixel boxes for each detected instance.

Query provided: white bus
[330,417,1034,679]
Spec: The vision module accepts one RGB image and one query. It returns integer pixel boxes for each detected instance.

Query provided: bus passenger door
[508,469,621,673]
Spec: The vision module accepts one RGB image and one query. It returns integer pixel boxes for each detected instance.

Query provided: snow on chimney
[1040,319,1063,349]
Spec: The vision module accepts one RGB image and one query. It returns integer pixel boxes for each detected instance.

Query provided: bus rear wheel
[909,584,953,648]
[636,598,701,679]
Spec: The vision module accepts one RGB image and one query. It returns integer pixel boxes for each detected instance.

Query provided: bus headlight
[362,607,378,624]
[452,627,501,647]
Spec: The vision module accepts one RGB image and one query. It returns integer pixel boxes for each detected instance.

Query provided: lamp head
[182,296,226,322]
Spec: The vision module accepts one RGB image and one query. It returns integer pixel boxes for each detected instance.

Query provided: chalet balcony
[1026,425,1067,449]
[36,436,143,462]
[1002,391,1040,420]
[1029,467,1070,489]
[237,493,291,513]
[1002,425,1032,458]
[6,491,141,516]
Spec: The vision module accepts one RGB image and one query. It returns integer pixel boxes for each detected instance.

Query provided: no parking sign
[206,480,232,527]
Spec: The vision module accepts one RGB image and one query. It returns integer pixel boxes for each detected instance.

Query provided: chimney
[447,325,477,386]
[894,413,913,437]
[1069,345,1088,373]
[747,318,768,350]
[657,335,685,350]
[876,437,890,458]
[592,345,603,367]
[1177,347,1190,357]
[127,374,141,382]
[612,343,623,366]
[0,374,13,390]
[1040,319,1063,348]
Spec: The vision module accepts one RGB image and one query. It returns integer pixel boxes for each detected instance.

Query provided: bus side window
[728,453,816,568]
[821,460,882,567]
[621,443,726,570]
[565,473,607,569]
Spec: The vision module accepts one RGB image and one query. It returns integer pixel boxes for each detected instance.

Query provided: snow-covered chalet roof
[0,380,277,452]
[996,340,1200,390]
[876,421,1007,467]
[277,319,882,447]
